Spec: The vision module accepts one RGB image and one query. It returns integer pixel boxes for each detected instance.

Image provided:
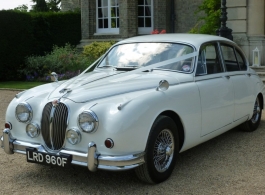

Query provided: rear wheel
[135,115,179,184]
[240,96,262,132]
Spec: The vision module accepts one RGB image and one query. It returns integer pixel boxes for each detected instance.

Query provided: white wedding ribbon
[58,51,198,91]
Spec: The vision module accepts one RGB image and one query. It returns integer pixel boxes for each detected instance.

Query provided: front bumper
[0,129,145,171]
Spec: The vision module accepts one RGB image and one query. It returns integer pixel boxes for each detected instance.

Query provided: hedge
[0,10,81,81]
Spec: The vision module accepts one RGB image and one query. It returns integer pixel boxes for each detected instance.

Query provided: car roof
[117,33,234,49]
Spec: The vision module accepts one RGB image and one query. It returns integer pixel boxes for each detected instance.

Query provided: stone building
[61,0,81,11]
[61,0,203,44]
[226,0,265,66]
[61,0,265,65]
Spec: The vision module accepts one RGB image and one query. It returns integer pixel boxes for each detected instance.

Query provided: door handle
[225,75,230,79]
[246,73,251,77]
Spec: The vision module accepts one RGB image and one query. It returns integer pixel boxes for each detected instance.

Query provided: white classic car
[1,34,264,184]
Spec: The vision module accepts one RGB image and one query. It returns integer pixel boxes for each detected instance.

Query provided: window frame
[138,0,154,34]
[96,0,119,34]
[196,42,224,76]
[219,42,247,72]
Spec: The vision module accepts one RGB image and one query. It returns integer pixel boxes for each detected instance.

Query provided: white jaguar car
[1,34,264,184]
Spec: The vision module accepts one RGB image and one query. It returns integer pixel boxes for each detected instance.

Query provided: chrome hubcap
[153,129,174,173]
[251,98,261,124]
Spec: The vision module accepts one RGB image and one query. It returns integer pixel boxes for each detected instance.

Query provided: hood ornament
[52,99,60,107]
[51,72,58,82]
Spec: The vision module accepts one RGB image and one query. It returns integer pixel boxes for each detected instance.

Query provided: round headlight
[15,102,33,123]
[66,129,81,145]
[78,110,98,133]
[26,123,40,138]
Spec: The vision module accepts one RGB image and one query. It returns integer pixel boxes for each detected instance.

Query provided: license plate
[26,148,72,167]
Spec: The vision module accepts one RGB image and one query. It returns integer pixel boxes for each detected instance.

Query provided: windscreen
[97,43,195,72]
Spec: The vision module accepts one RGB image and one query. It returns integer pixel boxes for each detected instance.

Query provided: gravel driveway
[0,90,265,195]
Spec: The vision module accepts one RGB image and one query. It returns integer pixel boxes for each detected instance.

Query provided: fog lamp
[26,123,40,138]
[66,129,81,145]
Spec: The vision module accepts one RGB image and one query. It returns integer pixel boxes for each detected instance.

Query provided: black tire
[135,115,179,184]
[240,96,262,132]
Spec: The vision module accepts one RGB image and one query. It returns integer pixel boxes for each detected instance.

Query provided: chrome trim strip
[1,130,145,171]
[49,106,56,150]
[195,76,223,81]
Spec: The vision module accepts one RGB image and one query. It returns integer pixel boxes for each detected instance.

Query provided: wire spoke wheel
[135,116,179,183]
[153,129,174,173]
[251,97,261,124]
[240,95,262,132]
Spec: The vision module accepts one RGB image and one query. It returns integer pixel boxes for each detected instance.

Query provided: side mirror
[156,80,169,91]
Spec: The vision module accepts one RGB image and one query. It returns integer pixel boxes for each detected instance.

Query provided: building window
[96,0,119,34]
[138,0,153,34]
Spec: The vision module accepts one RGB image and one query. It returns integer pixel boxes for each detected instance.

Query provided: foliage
[14,5,29,12]
[21,44,95,81]
[189,0,221,34]
[0,10,81,81]
[31,0,61,12]
[31,0,49,12]
[46,0,61,12]
[83,41,116,59]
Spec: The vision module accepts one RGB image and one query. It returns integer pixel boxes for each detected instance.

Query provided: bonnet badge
[52,99,59,107]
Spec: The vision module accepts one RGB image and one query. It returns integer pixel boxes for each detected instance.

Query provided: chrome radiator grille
[41,102,68,151]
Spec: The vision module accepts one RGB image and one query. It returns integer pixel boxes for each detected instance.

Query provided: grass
[0,81,48,90]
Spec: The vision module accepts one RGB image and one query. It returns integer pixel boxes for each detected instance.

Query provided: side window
[235,49,247,70]
[196,43,223,75]
[220,44,240,71]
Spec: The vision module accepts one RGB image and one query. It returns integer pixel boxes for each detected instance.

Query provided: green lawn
[0,81,48,90]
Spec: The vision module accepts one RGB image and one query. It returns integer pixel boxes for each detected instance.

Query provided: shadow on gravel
[11,122,265,194]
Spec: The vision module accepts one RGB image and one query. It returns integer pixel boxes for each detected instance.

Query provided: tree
[31,0,49,12]
[14,4,29,12]
[31,0,61,12]
[189,0,221,34]
[46,0,61,12]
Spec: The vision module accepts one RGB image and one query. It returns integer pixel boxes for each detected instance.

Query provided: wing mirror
[156,80,169,91]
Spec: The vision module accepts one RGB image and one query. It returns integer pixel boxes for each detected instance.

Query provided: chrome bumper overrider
[0,129,145,171]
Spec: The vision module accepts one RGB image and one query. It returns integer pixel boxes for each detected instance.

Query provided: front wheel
[240,96,262,132]
[135,115,179,184]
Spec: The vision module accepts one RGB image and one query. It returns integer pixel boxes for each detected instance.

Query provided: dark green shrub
[0,11,33,81]
[0,10,81,81]
[83,41,116,59]
[21,44,94,81]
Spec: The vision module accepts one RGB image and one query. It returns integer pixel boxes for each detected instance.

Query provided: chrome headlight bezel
[15,102,33,123]
[78,110,99,133]
[26,123,40,138]
[66,128,82,145]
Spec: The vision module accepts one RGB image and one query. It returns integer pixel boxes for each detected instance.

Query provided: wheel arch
[159,110,185,151]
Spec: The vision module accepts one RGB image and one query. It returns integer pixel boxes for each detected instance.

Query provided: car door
[195,42,234,136]
[219,43,255,121]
